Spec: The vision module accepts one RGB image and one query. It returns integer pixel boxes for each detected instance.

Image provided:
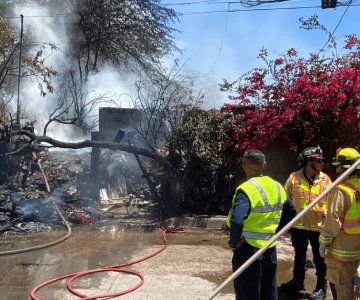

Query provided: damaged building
[90,107,155,203]
[0,107,166,235]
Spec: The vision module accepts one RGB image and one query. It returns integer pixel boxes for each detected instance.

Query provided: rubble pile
[0,149,159,236]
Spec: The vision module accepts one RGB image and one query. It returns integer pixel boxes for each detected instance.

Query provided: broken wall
[90,108,147,201]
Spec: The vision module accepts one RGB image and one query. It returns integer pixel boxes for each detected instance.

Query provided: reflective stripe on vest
[291,172,328,210]
[290,171,330,230]
[234,176,287,248]
[241,231,274,240]
[327,248,360,258]
[242,178,286,247]
[247,179,284,213]
[226,177,286,233]
[337,179,360,235]
[226,177,283,228]
[319,234,332,244]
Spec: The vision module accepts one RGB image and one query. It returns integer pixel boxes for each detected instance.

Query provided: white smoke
[9,2,135,142]
[86,66,136,109]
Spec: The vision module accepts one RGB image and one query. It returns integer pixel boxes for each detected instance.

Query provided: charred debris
[0,117,160,237]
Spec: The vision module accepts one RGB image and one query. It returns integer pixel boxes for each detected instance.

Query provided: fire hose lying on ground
[205,158,360,300]
[0,152,186,299]
[0,156,72,256]
[30,226,185,300]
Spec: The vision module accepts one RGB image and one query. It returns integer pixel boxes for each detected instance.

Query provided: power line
[162,0,360,7]
[3,1,359,19]
[178,5,321,14]
[319,4,350,52]
[205,2,230,77]
[177,2,360,15]
[164,0,310,8]
[3,12,77,19]
[163,0,228,5]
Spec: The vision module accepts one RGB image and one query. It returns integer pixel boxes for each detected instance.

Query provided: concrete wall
[98,107,141,144]
[91,108,145,200]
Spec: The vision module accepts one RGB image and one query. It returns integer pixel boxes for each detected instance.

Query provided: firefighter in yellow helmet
[319,147,360,300]
[280,145,332,300]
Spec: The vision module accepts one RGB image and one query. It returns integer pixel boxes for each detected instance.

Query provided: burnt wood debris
[0,121,159,237]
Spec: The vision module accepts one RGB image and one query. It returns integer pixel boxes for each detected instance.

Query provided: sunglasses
[311,158,324,164]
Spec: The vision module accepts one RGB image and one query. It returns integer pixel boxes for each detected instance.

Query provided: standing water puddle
[0,224,333,300]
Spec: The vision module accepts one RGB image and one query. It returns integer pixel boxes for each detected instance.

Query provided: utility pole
[16,14,24,125]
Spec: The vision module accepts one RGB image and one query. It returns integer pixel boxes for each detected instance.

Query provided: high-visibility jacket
[319,177,360,261]
[226,176,287,248]
[338,182,360,235]
[285,169,332,231]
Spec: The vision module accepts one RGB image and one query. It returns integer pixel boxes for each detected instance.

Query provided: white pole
[205,158,360,300]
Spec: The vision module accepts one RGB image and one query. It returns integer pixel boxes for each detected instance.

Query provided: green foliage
[166,108,242,214]
[75,0,178,77]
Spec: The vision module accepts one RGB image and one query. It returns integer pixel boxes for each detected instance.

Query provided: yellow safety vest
[226,176,287,248]
[289,171,331,230]
[338,179,360,235]
[320,178,360,259]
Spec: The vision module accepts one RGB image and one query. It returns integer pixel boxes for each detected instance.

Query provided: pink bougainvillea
[220,32,360,158]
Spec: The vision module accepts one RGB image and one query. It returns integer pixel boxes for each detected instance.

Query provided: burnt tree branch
[17,130,172,170]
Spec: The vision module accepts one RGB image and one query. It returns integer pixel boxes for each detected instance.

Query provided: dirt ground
[0,223,335,300]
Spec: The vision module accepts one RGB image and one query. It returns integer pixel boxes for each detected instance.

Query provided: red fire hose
[30,226,185,300]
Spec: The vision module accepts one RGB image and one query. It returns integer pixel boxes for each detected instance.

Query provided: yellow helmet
[332,147,360,168]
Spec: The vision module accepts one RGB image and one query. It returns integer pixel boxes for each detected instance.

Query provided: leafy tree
[73,0,178,79]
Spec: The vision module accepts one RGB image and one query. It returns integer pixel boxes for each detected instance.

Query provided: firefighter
[280,145,332,300]
[319,147,360,300]
[227,149,296,300]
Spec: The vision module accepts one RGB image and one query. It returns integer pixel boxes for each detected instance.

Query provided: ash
[0,149,159,236]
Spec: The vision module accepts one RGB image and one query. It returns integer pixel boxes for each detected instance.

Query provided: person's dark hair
[243,149,266,166]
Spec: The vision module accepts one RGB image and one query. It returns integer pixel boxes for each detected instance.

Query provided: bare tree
[43,70,117,136]
[0,15,17,121]
[0,1,192,215]
[131,65,204,151]
[0,14,57,123]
